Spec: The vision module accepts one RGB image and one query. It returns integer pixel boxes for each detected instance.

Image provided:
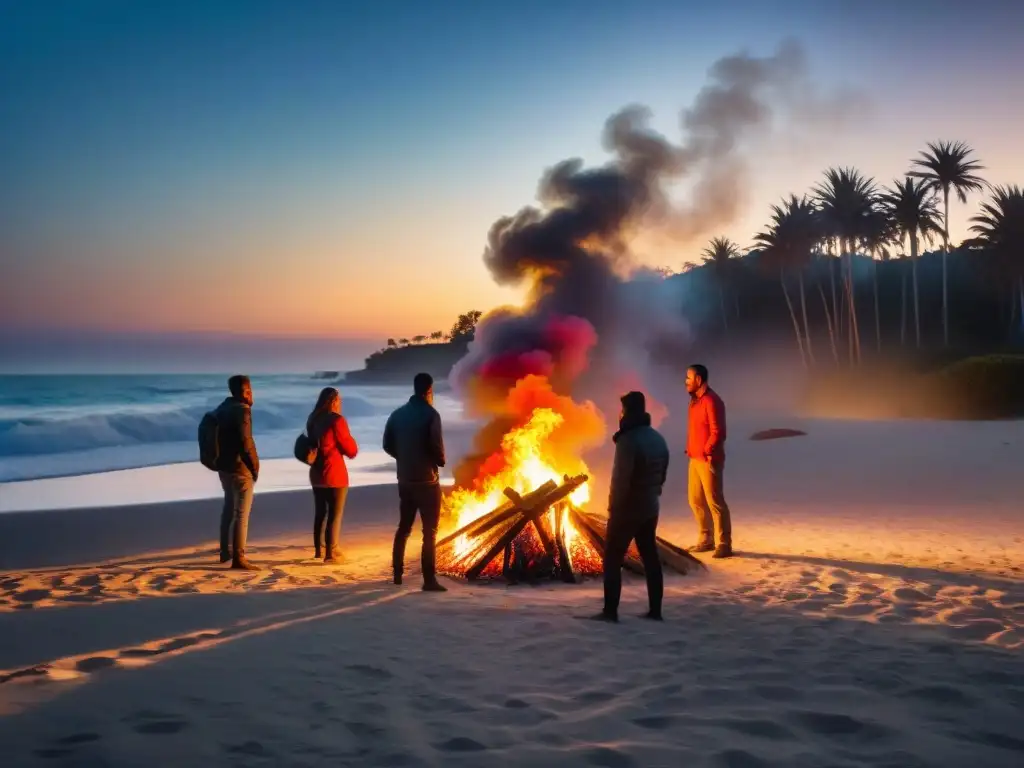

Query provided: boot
[422,581,447,592]
[219,550,231,564]
[231,555,260,571]
[712,544,734,559]
[588,610,618,623]
[314,544,322,560]
[689,541,714,553]
[323,549,342,564]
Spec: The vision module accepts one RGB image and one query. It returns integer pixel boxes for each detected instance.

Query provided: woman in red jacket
[306,387,359,563]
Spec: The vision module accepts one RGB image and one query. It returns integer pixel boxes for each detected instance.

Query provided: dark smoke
[450,39,860,484]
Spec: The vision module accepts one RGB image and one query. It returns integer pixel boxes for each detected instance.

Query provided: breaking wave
[0,396,381,458]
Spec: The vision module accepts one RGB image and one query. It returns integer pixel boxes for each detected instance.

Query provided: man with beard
[685,364,733,558]
[592,391,669,623]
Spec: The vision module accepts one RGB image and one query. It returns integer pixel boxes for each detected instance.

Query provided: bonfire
[436,405,700,583]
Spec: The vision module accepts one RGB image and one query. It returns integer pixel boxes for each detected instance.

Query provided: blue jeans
[219,473,254,560]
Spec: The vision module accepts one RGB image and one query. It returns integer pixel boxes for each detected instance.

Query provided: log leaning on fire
[462,474,588,581]
[436,479,558,550]
[573,508,707,575]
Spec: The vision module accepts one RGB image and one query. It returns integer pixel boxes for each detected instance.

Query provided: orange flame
[443,375,606,564]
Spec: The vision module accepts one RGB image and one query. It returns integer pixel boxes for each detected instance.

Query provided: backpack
[294,431,318,466]
[198,411,221,471]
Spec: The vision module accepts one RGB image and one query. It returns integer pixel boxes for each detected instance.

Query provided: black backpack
[198,411,221,471]
[294,431,318,466]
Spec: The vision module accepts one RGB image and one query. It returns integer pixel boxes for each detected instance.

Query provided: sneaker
[712,545,734,559]
[422,581,448,593]
[231,558,261,571]
[688,542,715,553]
[588,611,619,623]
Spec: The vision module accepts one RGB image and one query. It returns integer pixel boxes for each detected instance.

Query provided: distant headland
[342,311,481,385]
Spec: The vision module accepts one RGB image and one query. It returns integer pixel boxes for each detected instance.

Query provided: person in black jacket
[214,375,260,570]
[383,372,447,591]
[592,391,669,623]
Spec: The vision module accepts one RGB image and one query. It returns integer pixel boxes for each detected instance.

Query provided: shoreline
[1,417,1023,765]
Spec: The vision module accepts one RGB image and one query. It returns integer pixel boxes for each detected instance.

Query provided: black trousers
[603,514,663,617]
[392,483,441,583]
[313,486,348,555]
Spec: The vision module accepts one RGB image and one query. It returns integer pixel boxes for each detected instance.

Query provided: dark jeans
[313,486,348,556]
[392,482,441,584]
[603,514,663,618]
[219,472,254,560]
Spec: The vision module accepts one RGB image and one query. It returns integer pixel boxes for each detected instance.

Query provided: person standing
[685,364,733,559]
[214,375,261,570]
[306,387,359,563]
[592,391,670,623]
[383,372,447,592]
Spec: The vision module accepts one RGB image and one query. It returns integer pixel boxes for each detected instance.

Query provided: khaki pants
[687,459,732,547]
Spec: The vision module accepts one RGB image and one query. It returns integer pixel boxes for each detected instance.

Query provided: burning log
[436,480,558,550]
[462,475,587,580]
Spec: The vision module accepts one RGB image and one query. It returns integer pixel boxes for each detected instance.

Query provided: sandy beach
[1,416,1023,767]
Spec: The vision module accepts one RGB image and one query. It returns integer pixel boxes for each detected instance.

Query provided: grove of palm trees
[674,140,1024,418]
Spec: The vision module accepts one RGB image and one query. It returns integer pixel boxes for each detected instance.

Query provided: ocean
[0,374,468,486]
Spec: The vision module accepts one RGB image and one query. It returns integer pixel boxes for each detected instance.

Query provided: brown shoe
[712,545,734,559]
[231,558,261,571]
[688,542,715,553]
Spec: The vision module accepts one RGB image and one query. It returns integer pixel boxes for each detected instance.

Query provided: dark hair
[314,387,339,412]
[688,364,709,383]
[621,390,646,414]
[228,375,251,398]
[413,372,433,397]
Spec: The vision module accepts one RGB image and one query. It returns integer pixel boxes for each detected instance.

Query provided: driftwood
[436,479,557,550]
[573,508,705,575]
[463,475,587,580]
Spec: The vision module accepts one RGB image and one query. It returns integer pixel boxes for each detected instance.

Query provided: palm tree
[968,185,1024,333]
[814,167,877,363]
[910,141,986,346]
[879,177,943,349]
[860,210,895,353]
[753,195,822,366]
[700,237,742,332]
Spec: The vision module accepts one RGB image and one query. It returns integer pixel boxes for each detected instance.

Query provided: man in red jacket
[685,364,733,558]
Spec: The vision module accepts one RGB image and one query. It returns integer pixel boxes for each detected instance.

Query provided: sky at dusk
[2,0,1023,371]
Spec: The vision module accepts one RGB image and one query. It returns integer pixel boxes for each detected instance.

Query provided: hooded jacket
[607,410,670,521]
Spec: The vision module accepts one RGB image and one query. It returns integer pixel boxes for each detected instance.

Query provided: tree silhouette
[814,167,877,363]
[700,237,742,332]
[910,141,986,346]
[430,330,444,341]
[969,185,1024,332]
[880,177,943,348]
[450,310,483,339]
[386,338,397,348]
[754,195,822,366]
[398,338,410,346]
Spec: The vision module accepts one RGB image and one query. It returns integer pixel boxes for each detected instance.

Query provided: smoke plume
[450,39,859,486]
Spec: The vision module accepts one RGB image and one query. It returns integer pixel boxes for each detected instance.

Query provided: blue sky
[2,0,1023,371]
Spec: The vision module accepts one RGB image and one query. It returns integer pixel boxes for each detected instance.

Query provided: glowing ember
[439,407,604,580]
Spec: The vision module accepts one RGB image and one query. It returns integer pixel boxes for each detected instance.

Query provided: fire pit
[436,473,702,583]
